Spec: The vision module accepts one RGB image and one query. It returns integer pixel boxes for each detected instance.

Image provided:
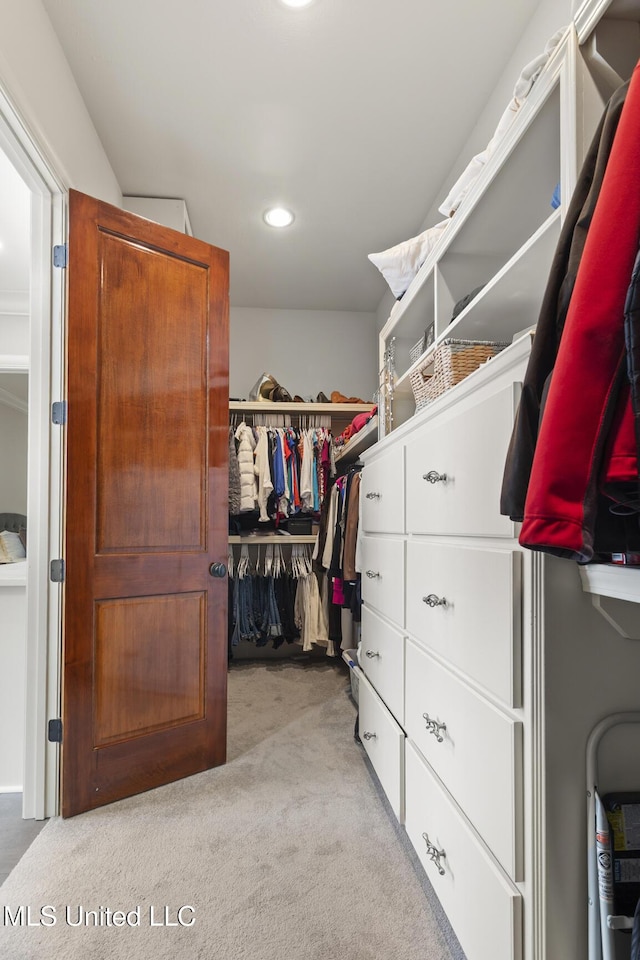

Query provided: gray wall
[230,307,378,402]
[0,402,27,515]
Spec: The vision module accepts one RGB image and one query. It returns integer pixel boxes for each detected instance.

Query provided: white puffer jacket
[234,422,257,512]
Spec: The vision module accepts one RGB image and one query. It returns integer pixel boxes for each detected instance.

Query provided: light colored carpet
[0,661,457,960]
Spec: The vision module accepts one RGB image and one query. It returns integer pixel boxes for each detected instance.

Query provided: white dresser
[357,335,640,960]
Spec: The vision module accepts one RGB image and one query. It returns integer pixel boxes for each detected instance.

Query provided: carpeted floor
[0,660,461,960]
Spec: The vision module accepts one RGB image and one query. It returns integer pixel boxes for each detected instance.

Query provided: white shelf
[381,53,563,355]
[228,534,316,545]
[446,210,561,336]
[579,564,640,603]
[0,560,27,587]
[334,415,378,465]
[391,208,558,400]
[229,401,375,415]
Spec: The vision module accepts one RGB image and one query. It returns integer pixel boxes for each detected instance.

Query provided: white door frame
[0,82,66,819]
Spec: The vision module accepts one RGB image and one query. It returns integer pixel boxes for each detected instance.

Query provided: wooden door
[61,190,229,818]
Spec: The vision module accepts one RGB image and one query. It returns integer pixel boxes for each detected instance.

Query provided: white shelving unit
[334,414,378,465]
[379,33,569,420]
[358,5,640,959]
[580,564,640,602]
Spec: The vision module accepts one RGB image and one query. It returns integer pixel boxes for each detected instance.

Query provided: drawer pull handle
[365,650,380,659]
[423,594,447,608]
[423,471,447,484]
[362,731,377,741]
[422,833,446,875]
[366,570,381,579]
[422,713,447,743]
[365,491,381,500]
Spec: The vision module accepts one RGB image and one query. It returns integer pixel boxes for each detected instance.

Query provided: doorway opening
[0,145,30,813]
[0,86,65,827]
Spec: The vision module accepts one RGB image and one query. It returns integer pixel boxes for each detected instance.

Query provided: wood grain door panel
[96,230,208,553]
[94,593,206,746]
[62,190,229,817]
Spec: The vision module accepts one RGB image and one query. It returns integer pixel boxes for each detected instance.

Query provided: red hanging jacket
[519,62,640,563]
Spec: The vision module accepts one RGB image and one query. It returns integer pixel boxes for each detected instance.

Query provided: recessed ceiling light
[263,207,295,228]
[281,0,314,7]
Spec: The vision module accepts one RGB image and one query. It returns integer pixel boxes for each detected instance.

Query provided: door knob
[209,562,227,578]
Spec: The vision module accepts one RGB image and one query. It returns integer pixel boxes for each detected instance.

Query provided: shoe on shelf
[293,395,305,403]
[272,385,292,402]
[249,373,278,402]
[248,373,292,402]
[316,391,330,403]
[331,390,366,404]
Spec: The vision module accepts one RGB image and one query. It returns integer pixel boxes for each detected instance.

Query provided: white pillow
[368,219,449,299]
[0,529,26,563]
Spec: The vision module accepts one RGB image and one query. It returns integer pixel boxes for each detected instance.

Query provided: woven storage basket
[409,336,425,365]
[409,323,435,365]
[410,338,510,410]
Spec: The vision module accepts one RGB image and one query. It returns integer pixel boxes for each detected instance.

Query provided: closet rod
[228,535,316,545]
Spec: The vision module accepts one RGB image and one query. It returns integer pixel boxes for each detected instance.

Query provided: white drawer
[405,639,522,880]
[405,741,522,960]
[360,536,404,627]
[360,606,405,724]
[405,383,518,538]
[361,447,405,534]
[358,672,405,822]
[405,540,520,707]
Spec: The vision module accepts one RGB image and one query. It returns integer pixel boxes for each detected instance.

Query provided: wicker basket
[409,323,435,365]
[410,338,510,410]
[409,336,425,365]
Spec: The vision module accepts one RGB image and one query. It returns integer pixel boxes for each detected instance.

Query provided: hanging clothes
[294,571,332,655]
[500,77,629,522]
[254,428,274,522]
[313,465,363,649]
[512,65,640,562]
[228,543,336,656]
[342,471,361,582]
[229,422,335,522]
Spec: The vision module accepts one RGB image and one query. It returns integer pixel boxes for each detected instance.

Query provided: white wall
[0,394,27,790]
[0,402,27,515]
[230,307,378,402]
[0,315,29,357]
[0,0,121,205]
[0,582,26,790]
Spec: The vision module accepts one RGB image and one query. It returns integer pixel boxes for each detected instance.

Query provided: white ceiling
[41,0,542,312]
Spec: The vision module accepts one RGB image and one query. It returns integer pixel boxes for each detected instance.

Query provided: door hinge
[50,558,65,583]
[48,719,63,743]
[52,243,68,268]
[51,401,67,425]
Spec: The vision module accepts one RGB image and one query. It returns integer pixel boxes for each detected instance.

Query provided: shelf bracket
[589,594,640,640]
